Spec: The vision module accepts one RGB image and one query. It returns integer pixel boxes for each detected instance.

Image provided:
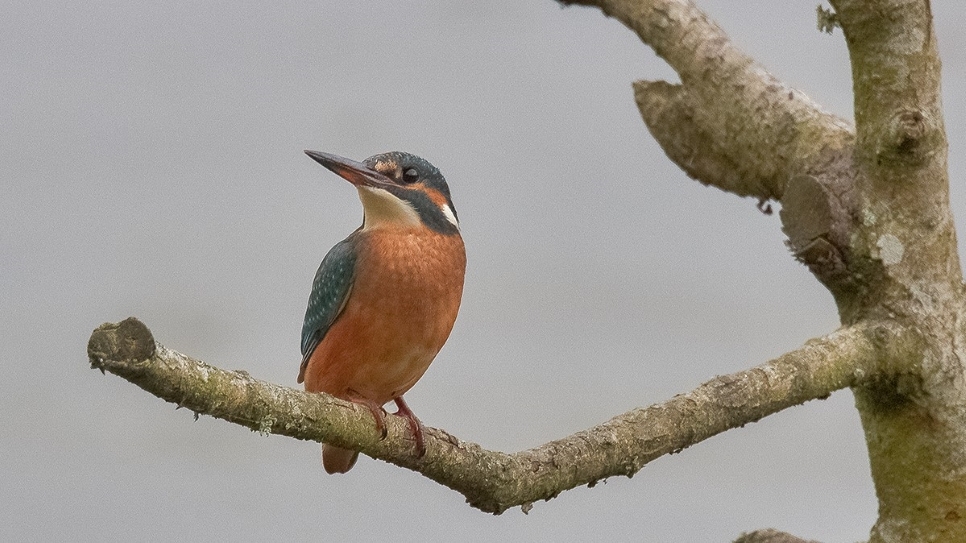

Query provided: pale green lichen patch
[877,233,905,265]
[257,415,276,436]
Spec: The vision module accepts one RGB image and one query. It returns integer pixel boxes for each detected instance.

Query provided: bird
[299,149,466,474]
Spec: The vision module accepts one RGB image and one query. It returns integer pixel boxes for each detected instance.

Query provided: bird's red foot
[393,396,426,457]
[347,390,388,439]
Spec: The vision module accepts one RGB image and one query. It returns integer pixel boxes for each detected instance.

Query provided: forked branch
[560,0,854,201]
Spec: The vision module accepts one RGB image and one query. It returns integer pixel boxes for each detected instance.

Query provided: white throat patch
[440,203,459,229]
[357,186,421,230]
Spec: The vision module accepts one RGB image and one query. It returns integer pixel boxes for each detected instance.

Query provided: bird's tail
[322,443,359,474]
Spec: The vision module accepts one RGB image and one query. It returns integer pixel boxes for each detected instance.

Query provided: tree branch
[733,529,821,543]
[88,317,888,514]
[560,0,854,201]
[829,0,945,170]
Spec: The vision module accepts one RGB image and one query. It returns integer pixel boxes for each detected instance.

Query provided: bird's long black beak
[304,150,393,189]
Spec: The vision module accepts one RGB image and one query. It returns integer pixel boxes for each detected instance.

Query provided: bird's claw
[347,391,389,440]
[347,393,424,454]
[393,396,426,458]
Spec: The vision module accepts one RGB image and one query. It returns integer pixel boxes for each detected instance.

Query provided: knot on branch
[877,109,935,166]
[88,317,156,368]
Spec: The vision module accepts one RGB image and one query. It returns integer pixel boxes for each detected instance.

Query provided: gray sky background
[3,1,964,541]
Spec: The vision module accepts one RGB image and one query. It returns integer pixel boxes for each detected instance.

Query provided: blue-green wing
[298,237,357,382]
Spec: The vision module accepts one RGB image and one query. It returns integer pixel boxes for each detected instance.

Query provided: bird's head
[305,150,459,235]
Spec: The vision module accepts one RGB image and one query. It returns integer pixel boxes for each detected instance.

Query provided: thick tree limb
[830,0,945,170]
[560,0,854,201]
[823,3,966,542]
[89,318,890,515]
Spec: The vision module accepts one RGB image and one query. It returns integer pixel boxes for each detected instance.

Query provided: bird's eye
[402,168,419,184]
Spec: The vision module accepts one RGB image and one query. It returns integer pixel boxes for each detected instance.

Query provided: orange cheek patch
[424,187,449,208]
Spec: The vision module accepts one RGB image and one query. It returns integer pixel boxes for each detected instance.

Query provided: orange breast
[302,227,466,406]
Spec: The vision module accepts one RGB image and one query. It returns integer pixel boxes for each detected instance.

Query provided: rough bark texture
[733,529,821,543]
[578,0,855,201]
[827,2,966,542]
[88,0,965,540]
[89,317,887,515]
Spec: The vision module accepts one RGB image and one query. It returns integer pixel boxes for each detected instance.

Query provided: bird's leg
[393,396,426,457]
[346,389,388,439]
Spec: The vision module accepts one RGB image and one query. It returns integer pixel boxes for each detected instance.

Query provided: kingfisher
[299,149,466,474]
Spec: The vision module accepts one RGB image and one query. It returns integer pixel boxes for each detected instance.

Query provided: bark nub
[88,317,157,367]
[780,174,852,287]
